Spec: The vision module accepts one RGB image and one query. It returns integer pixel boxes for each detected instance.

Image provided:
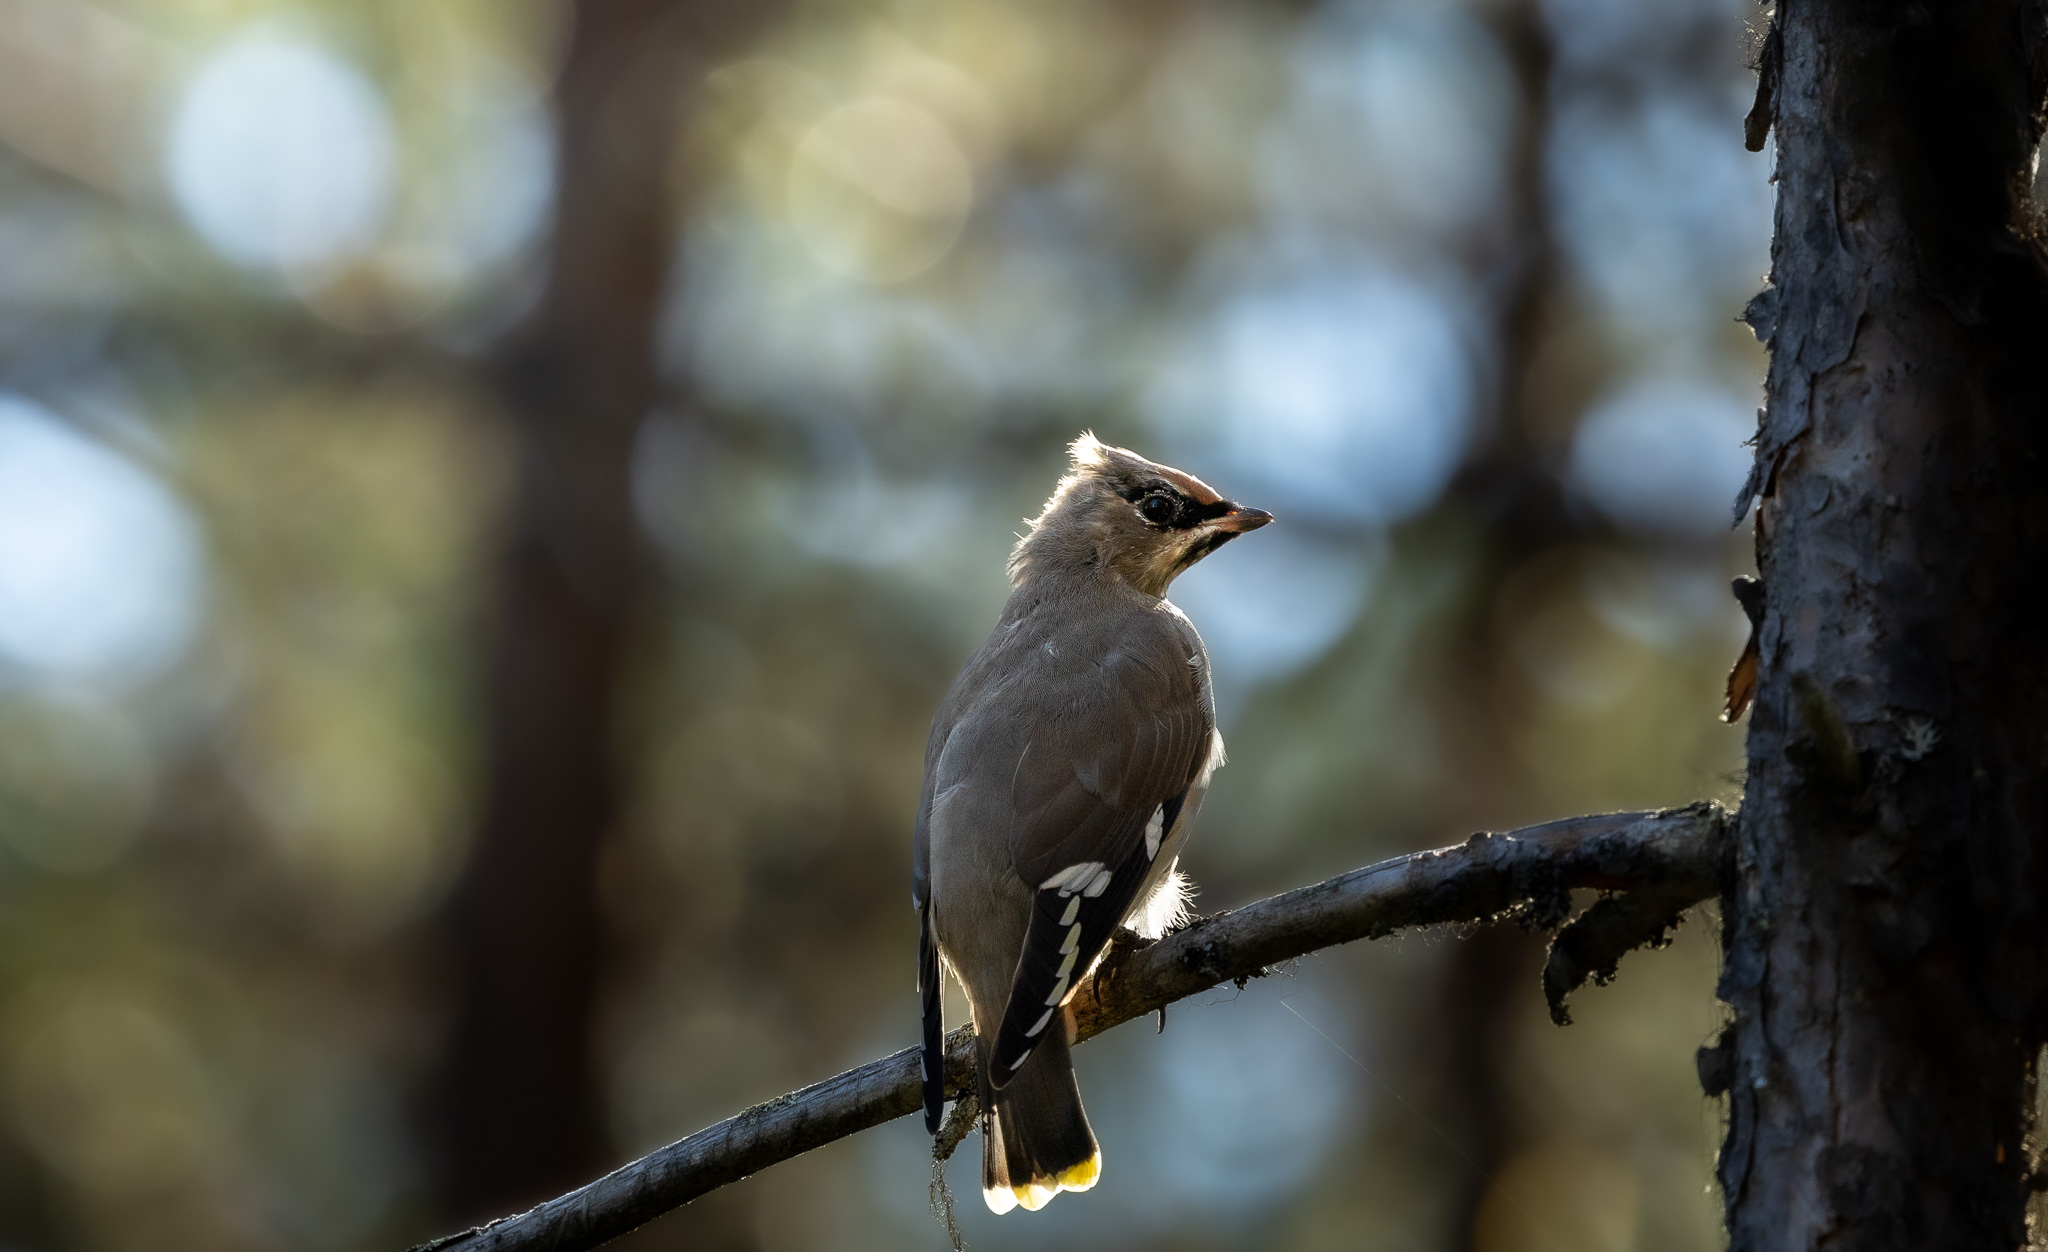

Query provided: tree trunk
[438,0,684,1221]
[1719,1,2048,1247]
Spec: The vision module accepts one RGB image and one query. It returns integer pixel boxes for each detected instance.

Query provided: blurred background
[0,0,1770,1247]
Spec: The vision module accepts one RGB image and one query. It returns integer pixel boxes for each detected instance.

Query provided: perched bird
[912,434,1272,1214]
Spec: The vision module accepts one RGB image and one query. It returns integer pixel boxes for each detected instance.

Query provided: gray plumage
[912,434,1271,1214]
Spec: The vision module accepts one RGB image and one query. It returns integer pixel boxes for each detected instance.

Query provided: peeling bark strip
[1541,880,1700,1027]
[1724,0,2048,1247]
[411,806,1726,1252]
[1744,13,1782,153]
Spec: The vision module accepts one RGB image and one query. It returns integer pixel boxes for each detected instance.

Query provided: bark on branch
[411,802,1729,1252]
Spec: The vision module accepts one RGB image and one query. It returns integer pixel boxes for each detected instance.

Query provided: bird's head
[1008,433,1273,597]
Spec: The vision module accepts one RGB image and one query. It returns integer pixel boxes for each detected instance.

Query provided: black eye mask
[1119,479,1231,531]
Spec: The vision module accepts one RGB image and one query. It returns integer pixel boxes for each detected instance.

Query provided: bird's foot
[1105,925,1154,963]
[1087,927,1155,1009]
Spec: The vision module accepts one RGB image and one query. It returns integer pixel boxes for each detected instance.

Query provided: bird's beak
[1210,503,1274,534]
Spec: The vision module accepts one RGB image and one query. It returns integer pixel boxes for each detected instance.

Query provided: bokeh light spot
[787,98,974,283]
[1172,528,1379,689]
[1548,88,1770,324]
[1260,2,1514,237]
[0,398,205,683]
[167,30,396,274]
[0,697,156,873]
[384,70,555,295]
[1568,376,1756,536]
[1135,978,1360,1214]
[1152,252,1482,526]
[8,983,210,1198]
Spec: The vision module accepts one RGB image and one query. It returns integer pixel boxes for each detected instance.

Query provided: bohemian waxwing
[912,433,1273,1214]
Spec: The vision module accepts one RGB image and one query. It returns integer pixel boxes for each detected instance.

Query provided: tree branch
[410,802,1729,1252]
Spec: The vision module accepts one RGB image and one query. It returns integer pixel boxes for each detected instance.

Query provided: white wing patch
[1041,861,1112,898]
[1040,861,1104,893]
[1144,806,1165,860]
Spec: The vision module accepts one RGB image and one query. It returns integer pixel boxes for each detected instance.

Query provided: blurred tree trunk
[438,0,679,1221]
[1433,928,1527,1245]
[1434,2,1558,1241]
[1717,0,2048,1246]
[439,0,776,1226]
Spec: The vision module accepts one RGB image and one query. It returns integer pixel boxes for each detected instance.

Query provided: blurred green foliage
[0,0,1775,1247]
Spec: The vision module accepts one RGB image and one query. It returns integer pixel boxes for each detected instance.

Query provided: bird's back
[916,578,1211,995]
[916,580,1210,856]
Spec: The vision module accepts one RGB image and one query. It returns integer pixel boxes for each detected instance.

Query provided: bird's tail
[979,1010,1100,1214]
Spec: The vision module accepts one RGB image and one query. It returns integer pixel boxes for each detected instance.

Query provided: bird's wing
[988,641,1213,1086]
[914,668,981,1133]
[918,901,945,1134]
[913,689,954,1133]
[913,705,956,915]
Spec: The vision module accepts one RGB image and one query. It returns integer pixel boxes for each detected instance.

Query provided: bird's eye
[1141,494,1177,525]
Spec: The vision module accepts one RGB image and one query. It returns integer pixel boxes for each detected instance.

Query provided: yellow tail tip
[1013,1179,1057,1211]
[1056,1154,1101,1192]
[985,1153,1103,1214]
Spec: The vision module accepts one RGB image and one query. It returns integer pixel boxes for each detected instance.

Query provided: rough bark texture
[439,0,693,1221]
[412,805,1726,1252]
[1720,1,2048,1247]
